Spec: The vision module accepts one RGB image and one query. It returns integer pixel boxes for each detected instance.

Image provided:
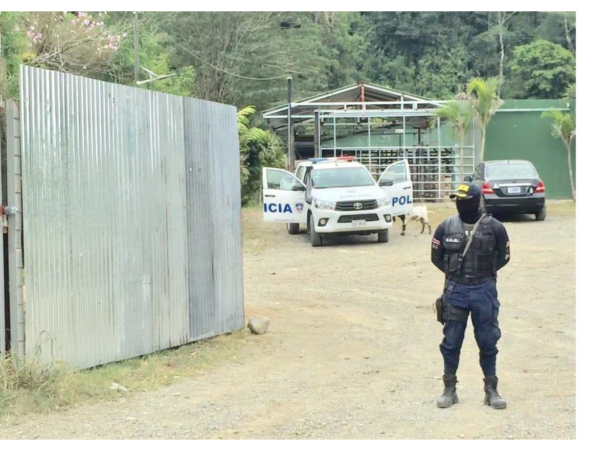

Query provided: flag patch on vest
[432,238,440,245]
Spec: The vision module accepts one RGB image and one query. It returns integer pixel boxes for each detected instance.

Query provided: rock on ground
[248,316,270,335]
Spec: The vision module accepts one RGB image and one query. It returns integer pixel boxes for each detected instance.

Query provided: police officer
[431,183,510,409]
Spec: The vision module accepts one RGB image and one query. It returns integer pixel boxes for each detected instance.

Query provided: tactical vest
[442,214,497,284]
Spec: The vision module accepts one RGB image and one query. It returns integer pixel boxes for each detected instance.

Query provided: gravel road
[0,202,575,439]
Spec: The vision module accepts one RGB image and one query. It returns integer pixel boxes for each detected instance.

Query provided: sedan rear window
[485,163,537,179]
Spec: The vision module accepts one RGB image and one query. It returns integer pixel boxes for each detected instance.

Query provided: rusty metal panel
[19,66,243,368]
[183,99,244,339]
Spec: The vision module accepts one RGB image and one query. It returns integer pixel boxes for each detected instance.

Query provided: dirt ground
[0,202,575,439]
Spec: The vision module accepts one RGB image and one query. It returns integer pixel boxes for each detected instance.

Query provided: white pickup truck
[262,157,413,246]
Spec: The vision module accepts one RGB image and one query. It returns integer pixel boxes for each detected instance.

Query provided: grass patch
[0,330,248,418]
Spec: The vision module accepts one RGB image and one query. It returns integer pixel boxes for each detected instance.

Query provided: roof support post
[437,117,442,200]
[314,110,320,158]
[368,117,372,172]
[402,115,406,159]
[287,76,294,170]
[333,116,337,158]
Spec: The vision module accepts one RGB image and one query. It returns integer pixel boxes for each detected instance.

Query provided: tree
[508,39,575,99]
[238,106,286,204]
[19,12,127,77]
[317,12,367,89]
[1,12,30,97]
[467,77,503,161]
[495,12,517,93]
[153,12,336,110]
[537,12,576,55]
[561,12,576,55]
[542,110,576,201]
[563,83,576,101]
[435,100,472,179]
[0,12,197,98]
[363,11,474,98]
[107,13,196,96]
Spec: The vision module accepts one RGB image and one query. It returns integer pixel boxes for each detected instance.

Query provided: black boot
[437,374,458,408]
[483,376,507,409]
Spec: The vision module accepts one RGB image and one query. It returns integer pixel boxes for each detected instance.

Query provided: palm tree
[542,110,576,202]
[435,100,472,180]
[467,77,504,161]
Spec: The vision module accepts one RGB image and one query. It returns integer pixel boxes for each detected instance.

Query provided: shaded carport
[262,82,477,200]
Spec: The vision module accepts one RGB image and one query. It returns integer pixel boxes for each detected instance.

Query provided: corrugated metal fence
[11,66,243,368]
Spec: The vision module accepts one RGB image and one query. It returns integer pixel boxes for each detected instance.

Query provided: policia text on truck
[431,183,510,410]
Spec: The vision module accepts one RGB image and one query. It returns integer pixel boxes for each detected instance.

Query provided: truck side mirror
[292,184,306,192]
[463,176,473,182]
[380,179,393,187]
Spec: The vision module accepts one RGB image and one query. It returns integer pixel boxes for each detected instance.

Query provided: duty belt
[447,274,496,285]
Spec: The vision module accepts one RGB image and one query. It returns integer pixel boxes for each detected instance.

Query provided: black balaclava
[456,193,481,224]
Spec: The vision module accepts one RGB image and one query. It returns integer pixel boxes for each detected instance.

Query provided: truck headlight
[377,197,391,208]
[314,199,336,210]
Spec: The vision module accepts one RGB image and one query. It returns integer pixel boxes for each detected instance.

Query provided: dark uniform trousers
[440,279,501,377]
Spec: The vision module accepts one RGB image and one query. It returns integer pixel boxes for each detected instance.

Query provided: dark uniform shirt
[431,215,511,275]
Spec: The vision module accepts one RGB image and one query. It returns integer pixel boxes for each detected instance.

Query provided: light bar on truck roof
[308,156,355,164]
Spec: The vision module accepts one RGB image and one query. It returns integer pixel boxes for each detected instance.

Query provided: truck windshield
[486,163,537,179]
[311,167,375,189]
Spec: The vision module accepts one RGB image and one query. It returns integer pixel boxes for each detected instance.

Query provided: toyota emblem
[353,202,363,210]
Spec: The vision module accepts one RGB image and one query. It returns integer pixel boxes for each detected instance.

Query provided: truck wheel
[377,229,389,243]
[309,215,323,247]
[535,206,546,221]
[287,223,300,235]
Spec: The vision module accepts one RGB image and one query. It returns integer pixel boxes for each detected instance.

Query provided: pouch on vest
[435,296,444,324]
[445,253,461,273]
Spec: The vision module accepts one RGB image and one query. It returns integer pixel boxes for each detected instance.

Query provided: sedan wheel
[535,206,546,221]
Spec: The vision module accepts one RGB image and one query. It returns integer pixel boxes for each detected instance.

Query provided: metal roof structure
[262,82,443,131]
[262,82,471,202]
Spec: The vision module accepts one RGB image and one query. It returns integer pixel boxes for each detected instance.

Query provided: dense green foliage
[2,11,576,106]
[0,12,28,96]
[1,11,576,202]
[238,106,286,205]
[0,12,196,98]
[508,40,575,99]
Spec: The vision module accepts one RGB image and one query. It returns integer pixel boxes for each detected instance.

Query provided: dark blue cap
[450,183,481,200]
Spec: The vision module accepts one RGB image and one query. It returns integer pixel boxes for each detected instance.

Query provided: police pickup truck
[262,157,413,247]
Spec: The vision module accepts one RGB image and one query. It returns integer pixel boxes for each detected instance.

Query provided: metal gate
[2,66,244,368]
[318,112,477,201]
